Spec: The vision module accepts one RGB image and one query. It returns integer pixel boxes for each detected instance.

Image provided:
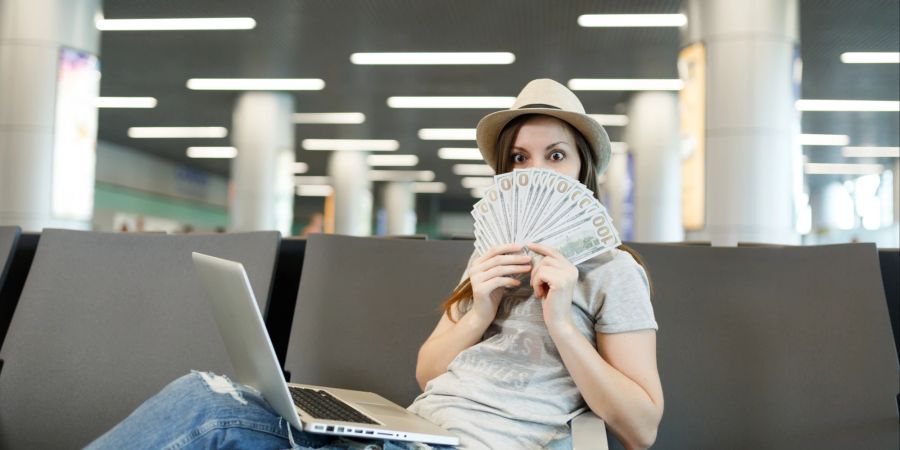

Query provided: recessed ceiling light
[367,154,419,166]
[95,97,157,108]
[293,113,366,124]
[842,147,900,158]
[368,170,435,182]
[796,99,900,112]
[577,14,687,27]
[186,147,237,158]
[387,97,515,109]
[799,134,850,146]
[186,78,325,91]
[293,162,309,174]
[128,127,228,138]
[840,52,900,64]
[588,114,629,126]
[453,164,495,176]
[301,139,399,151]
[804,163,883,175]
[461,177,494,189]
[438,147,483,160]
[96,17,256,31]
[412,182,447,194]
[568,79,684,91]
[296,185,334,197]
[350,52,515,65]
[418,128,476,140]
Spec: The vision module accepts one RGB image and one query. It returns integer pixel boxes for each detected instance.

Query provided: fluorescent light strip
[351,52,515,65]
[128,127,228,138]
[387,97,515,109]
[96,97,157,108]
[418,128,476,140]
[568,79,684,91]
[471,187,489,198]
[796,99,900,112]
[438,147,483,160]
[187,78,325,91]
[368,170,435,182]
[301,139,399,151]
[577,14,687,27]
[367,154,419,166]
[453,164,495,176]
[293,113,366,124]
[799,134,850,146]
[295,176,332,185]
[804,163,884,175]
[293,162,309,174]
[96,17,256,31]
[842,147,900,158]
[186,147,237,158]
[412,182,447,194]
[461,177,494,189]
[588,114,629,126]
[296,185,334,197]
[840,52,900,64]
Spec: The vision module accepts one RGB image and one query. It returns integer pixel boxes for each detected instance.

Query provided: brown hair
[442,114,652,320]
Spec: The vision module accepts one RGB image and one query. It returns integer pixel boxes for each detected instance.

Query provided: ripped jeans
[84,371,452,450]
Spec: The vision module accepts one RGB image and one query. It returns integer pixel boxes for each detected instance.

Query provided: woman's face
[509,115,582,180]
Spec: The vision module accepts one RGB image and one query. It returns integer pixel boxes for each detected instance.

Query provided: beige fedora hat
[476,78,612,174]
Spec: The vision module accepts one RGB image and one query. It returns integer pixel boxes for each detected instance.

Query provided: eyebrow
[512,141,571,152]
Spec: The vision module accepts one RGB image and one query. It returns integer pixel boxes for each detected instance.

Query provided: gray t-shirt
[407,248,658,449]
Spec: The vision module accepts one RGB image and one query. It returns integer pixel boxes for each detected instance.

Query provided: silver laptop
[191,252,459,446]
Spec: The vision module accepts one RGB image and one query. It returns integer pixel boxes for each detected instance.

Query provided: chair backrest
[627,242,898,449]
[0,227,18,289]
[878,249,899,355]
[284,234,473,406]
[0,229,280,449]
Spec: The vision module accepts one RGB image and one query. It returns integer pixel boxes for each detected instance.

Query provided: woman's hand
[468,243,532,325]
[527,243,579,333]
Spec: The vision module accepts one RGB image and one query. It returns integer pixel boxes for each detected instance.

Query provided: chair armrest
[571,411,609,450]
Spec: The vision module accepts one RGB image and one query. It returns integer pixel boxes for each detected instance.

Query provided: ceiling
[97,0,900,207]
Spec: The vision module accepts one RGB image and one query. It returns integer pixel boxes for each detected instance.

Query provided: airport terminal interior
[0,0,898,449]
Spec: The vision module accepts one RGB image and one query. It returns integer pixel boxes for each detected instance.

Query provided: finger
[530,267,548,299]
[470,254,532,274]
[478,243,527,262]
[482,264,532,280]
[526,242,565,260]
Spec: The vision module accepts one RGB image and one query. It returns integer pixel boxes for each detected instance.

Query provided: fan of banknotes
[471,168,621,265]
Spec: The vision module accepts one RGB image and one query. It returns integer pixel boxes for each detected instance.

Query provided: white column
[603,150,634,241]
[626,91,684,242]
[0,0,102,231]
[384,181,416,235]
[230,92,295,234]
[685,0,801,245]
[328,151,372,235]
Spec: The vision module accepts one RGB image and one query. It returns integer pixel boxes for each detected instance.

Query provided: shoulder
[578,248,650,295]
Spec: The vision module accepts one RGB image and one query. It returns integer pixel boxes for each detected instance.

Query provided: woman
[86,79,662,450]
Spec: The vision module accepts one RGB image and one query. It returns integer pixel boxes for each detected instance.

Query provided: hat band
[519,103,561,110]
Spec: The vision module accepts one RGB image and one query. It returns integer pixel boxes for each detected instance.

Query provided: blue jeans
[85,371,454,450]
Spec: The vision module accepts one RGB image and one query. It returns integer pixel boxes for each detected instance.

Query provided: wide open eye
[511,153,527,164]
[548,150,566,161]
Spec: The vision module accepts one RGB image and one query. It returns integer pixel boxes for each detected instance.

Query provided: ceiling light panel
[438,148,484,160]
[293,113,366,124]
[367,154,419,166]
[418,128,476,140]
[387,97,515,109]
[96,97,157,108]
[796,100,900,112]
[186,79,325,90]
[412,182,447,194]
[798,134,850,146]
[296,185,334,197]
[588,114,630,126]
[96,17,256,31]
[368,170,435,182]
[840,52,900,64]
[351,52,515,65]
[186,147,237,158]
[577,14,687,27]
[301,139,399,151]
[568,79,684,91]
[461,177,494,189]
[452,164,495,176]
[842,147,900,158]
[128,127,228,138]
[804,163,884,175]
[293,162,309,174]
[295,176,332,185]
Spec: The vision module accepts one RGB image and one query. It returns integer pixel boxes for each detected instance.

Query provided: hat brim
[476,108,612,175]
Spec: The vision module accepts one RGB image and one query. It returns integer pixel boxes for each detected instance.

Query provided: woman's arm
[551,327,663,450]
[527,243,663,450]
[415,244,532,390]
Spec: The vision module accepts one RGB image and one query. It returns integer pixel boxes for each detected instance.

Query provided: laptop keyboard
[289,387,378,424]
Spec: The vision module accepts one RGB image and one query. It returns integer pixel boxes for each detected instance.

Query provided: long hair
[442,114,652,321]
